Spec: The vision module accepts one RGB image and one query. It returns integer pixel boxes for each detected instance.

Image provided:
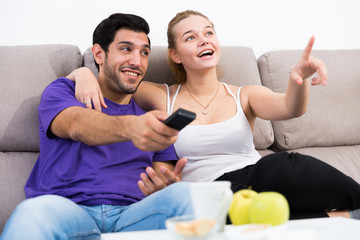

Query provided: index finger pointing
[302,35,315,60]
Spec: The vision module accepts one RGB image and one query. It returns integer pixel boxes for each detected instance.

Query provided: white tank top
[165,82,261,182]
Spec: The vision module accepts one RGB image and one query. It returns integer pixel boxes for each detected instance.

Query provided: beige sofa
[1,44,359,233]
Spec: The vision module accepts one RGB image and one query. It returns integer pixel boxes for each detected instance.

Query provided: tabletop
[101,217,360,240]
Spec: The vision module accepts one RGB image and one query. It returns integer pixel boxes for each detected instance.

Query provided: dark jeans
[215,152,360,220]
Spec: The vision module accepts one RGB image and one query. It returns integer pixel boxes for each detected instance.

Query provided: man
[0,13,192,240]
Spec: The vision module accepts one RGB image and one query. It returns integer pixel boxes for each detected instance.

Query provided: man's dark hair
[92,13,151,70]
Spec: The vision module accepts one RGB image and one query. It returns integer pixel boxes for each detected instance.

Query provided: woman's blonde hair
[167,10,216,84]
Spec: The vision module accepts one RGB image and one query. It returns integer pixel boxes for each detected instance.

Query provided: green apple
[228,189,258,225]
[249,192,289,226]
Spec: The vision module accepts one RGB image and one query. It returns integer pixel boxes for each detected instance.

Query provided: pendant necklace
[185,82,220,115]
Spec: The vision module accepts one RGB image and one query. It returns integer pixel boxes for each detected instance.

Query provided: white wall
[1,0,359,57]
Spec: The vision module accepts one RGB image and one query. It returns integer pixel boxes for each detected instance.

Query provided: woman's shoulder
[223,83,264,104]
[222,82,240,95]
[223,82,260,91]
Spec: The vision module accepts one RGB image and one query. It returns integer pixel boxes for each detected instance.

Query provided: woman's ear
[169,49,182,64]
[92,44,105,66]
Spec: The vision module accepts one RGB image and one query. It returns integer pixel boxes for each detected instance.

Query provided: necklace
[185,82,220,115]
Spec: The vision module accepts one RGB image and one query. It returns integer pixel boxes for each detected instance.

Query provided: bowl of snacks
[165,215,217,240]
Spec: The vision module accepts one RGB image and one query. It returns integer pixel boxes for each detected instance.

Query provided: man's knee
[2,195,65,237]
[10,195,68,223]
[2,195,100,239]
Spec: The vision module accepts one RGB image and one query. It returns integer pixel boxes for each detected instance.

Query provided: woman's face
[172,15,220,72]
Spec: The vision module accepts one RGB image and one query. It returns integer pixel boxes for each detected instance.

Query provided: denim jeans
[0,182,193,240]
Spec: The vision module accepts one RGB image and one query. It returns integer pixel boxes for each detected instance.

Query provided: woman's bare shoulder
[224,83,261,90]
[223,83,241,95]
[225,84,266,105]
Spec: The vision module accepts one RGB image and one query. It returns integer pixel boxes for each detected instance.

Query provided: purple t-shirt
[25,77,177,206]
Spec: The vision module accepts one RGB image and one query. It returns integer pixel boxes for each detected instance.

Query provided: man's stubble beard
[103,59,143,95]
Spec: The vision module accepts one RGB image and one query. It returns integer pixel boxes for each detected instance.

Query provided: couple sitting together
[1,10,360,240]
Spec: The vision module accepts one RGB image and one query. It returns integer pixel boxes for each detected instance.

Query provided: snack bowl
[165,215,217,240]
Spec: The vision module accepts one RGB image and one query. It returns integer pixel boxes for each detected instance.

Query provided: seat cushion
[0,152,38,233]
[292,145,360,184]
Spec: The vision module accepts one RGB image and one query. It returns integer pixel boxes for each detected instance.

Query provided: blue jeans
[0,182,192,240]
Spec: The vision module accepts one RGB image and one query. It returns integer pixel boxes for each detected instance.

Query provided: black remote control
[163,108,196,131]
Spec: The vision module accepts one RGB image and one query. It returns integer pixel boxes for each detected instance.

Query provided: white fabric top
[165,82,261,182]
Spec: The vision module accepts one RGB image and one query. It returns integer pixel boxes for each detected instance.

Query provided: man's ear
[92,44,105,66]
[169,49,181,64]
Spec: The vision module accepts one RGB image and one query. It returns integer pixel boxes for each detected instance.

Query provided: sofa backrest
[0,45,82,152]
[257,49,360,150]
[0,44,82,233]
[83,46,274,150]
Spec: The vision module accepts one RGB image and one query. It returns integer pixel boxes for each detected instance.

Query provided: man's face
[101,29,150,95]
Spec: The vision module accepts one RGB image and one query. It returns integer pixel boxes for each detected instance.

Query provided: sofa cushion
[83,46,274,150]
[0,45,82,152]
[257,49,360,150]
[292,146,360,184]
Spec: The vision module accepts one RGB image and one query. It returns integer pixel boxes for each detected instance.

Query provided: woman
[69,10,360,220]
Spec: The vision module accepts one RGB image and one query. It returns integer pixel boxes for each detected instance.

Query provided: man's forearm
[51,106,178,151]
[51,106,132,145]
